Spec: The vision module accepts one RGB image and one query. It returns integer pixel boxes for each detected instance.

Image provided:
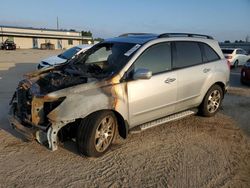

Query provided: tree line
[224,36,250,43]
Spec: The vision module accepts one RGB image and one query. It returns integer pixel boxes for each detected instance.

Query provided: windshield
[69,42,139,78]
[222,49,234,54]
[59,46,81,59]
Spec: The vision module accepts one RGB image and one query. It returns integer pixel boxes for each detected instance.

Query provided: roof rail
[158,33,214,39]
[119,33,155,37]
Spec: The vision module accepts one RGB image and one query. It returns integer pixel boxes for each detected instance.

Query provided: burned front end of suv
[9,64,92,150]
[8,41,136,151]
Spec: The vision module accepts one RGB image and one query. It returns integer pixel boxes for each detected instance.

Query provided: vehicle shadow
[62,140,80,155]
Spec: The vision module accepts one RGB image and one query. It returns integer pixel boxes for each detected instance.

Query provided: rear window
[236,50,246,55]
[201,43,220,62]
[222,49,234,54]
[173,41,202,69]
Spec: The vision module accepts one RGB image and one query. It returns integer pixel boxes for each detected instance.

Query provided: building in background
[0,25,93,49]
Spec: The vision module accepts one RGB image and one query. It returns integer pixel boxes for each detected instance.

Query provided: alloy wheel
[207,90,221,113]
[94,115,115,152]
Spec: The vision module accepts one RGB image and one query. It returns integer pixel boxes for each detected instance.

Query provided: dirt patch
[0,113,250,187]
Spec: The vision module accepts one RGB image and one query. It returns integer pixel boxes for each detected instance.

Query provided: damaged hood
[20,63,116,99]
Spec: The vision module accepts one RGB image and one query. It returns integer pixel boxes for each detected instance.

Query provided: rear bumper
[5,46,16,50]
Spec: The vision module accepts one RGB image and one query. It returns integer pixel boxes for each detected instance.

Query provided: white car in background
[38,44,93,69]
[221,48,249,67]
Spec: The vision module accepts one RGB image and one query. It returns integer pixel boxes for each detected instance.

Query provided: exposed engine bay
[34,63,101,94]
[9,62,104,129]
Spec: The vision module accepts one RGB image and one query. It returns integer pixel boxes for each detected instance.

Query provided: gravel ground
[0,49,249,187]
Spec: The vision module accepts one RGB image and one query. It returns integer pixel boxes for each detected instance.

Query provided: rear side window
[236,50,242,54]
[200,43,220,62]
[236,49,246,55]
[133,42,171,74]
[173,41,202,69]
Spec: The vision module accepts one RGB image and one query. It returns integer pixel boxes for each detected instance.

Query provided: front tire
[199,85,223,117]
[76,111,117,157]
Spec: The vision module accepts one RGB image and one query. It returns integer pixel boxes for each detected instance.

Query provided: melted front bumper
[8,106,66,151]
[8,106,39,140]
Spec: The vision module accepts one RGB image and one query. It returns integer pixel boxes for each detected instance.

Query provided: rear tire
[76,111,117,157]
[199,85,223,117]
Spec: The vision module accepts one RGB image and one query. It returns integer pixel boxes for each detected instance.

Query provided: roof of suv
[105,33,214,44]
[106,34,158,44]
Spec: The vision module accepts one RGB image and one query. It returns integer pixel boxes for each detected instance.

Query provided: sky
[0,0,249,42]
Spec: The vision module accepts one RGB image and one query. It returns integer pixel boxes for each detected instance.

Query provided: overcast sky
[0,0,249,42]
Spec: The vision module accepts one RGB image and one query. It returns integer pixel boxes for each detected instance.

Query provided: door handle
[203,68,211,73]
[165,78,176,83]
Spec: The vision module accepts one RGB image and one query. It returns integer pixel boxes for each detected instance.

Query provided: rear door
[127,42,177,127]
[173,41,220,111]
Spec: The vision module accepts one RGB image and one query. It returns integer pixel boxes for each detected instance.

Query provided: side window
[86,47,111,64]
[173,42,202,69]
[200,43,220,62]
[236,50,242,55]
[133,43,171,74]
[68,39,73,45]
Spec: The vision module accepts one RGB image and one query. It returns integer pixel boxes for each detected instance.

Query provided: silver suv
[9,33,230,157]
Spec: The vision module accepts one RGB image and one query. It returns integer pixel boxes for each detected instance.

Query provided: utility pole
[57,16,59,30]
[1,26,3,42]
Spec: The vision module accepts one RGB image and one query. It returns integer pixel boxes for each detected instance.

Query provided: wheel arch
[199,81,226,108]
[213,81,226,97]
[199,82,224,117]
[111,110,129,139]
[81,109,129,139]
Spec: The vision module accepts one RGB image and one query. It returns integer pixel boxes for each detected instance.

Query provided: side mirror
[133,68,152,80]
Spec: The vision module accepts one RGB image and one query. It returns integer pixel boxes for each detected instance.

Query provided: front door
[127,42,177,127]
